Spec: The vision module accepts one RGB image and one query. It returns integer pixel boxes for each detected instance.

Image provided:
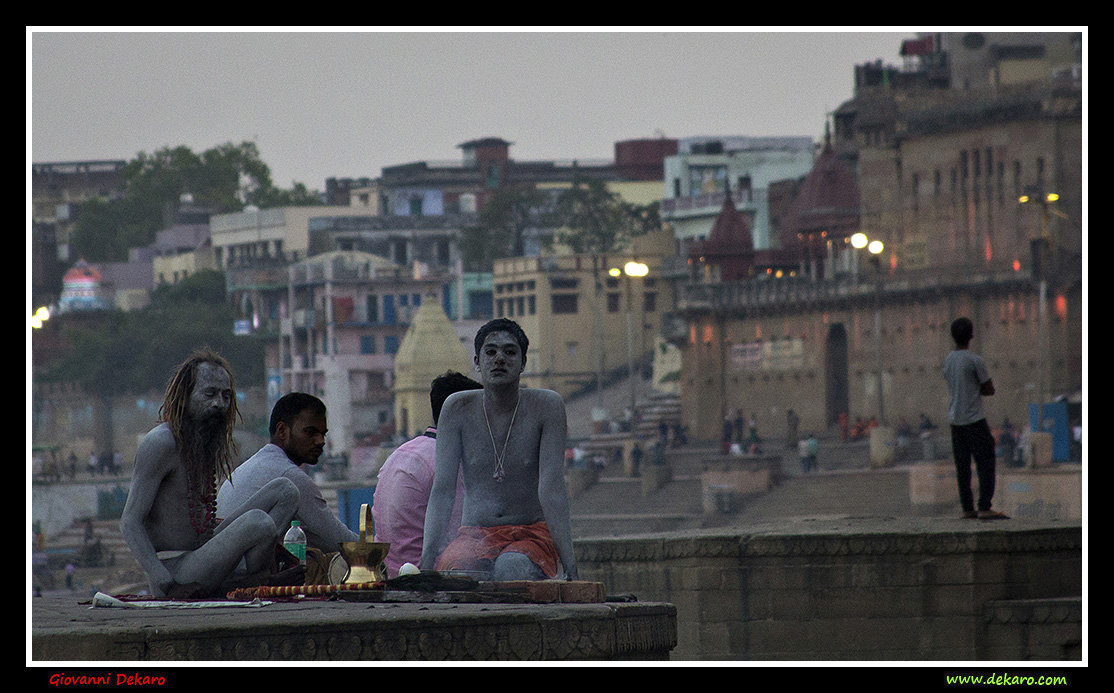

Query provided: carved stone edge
[575,526,1082,562]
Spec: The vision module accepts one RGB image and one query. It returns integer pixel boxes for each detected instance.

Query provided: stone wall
[909,461,1082,521]
[574,520,1082,660]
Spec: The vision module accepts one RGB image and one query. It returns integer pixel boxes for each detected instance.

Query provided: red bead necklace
[187,471,218,535]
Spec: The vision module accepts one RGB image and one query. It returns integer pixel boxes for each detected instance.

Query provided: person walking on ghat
[943,318,1008,520]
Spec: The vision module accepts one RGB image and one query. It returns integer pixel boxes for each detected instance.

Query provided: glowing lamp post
[1018,188,1062,436]
[850,233,886,423]
[610,261,650,419]
[31,306,50,329]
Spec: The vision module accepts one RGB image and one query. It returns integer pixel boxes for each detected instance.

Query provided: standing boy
[943,318,1008,520]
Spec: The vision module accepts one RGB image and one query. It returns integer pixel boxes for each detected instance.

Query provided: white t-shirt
[943,349,991,426]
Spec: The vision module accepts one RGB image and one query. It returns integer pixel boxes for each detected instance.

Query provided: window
[409,197,423,216]
[644,292,657,312]
[360,335,377,354]
[366,295,378,323]
[527,295,536,315]
[487,164,501,189]
[607,293,621,313]
[384,335,400,354]
[383,295,396,324]
[552,294,578,314]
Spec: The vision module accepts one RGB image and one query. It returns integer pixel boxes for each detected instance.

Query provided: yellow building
[152,245,218,286]
[492,229,676,401]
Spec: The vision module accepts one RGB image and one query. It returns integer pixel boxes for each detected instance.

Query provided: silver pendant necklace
[483,393,520,482]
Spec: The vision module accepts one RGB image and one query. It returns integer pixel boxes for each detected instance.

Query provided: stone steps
[567,456,920,537]
[49,518,130,554]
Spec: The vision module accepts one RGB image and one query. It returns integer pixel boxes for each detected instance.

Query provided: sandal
[978,510,1010,520]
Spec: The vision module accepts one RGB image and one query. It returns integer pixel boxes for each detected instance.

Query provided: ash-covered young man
[121,349,299,598]
[421,318,578,581]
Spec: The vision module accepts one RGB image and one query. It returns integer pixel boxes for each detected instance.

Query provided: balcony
[226,263,290,291]
[676,264,1039,315]
[661,189,751,217]
[285,352,395,373]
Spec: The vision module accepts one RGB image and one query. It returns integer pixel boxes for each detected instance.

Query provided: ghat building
[671,32,1083,443]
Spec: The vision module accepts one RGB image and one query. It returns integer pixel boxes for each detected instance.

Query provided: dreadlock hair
[157,347,240,484]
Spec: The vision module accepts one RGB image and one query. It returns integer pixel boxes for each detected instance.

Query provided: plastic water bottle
[283,520,307,565]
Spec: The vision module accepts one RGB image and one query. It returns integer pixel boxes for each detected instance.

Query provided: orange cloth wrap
[435,521,559,578]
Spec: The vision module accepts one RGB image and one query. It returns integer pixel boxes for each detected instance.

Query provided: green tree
[461,185,552,271]
[252,181,325,208]
[148,269,229,308]
[549,177,650,254]
[69,141,322,262]
[42,272,264,396]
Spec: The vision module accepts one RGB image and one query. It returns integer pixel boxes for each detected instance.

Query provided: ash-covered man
[121,349,299,599]
[421,318,578,581]
[372,371,482,578]
[217,392,358,552]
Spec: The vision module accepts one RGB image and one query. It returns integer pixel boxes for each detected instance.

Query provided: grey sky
[30,28,915,190]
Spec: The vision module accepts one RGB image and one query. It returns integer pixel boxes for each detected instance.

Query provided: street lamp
[610,261,649,420]
[851,233,886,423]
[867,239,885,424]
[1018,187,1062,439]
[31,306,50,329]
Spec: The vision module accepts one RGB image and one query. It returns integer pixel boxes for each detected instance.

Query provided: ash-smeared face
[188,362,233,423]
[475,330,525,386]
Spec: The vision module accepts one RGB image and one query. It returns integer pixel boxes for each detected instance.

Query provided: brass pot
[336,503,389,585]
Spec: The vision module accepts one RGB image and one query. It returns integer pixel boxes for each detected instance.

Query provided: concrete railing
[574,520,1082,660]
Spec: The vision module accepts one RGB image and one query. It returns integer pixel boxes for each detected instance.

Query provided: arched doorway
[825,324,849,427]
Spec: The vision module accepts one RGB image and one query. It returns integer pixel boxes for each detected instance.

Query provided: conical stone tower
[392,295,474,437]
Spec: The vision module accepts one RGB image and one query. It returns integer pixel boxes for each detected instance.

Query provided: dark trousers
[950,419,997,512]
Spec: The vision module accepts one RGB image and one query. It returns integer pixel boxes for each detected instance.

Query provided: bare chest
[459,406,543,480]
[149,466,212,549]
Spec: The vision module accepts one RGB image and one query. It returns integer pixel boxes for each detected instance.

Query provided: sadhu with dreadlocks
[120,348,301,598]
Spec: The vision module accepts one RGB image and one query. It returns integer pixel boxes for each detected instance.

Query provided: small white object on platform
[90,592,272,609]
[398,562,420,576]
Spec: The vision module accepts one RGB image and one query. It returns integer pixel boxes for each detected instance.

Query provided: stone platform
[31,595,677,661]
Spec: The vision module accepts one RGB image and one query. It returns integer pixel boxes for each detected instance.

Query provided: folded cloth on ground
[91,591,271,609]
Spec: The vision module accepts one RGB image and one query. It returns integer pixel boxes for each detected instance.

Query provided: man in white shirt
[943,317,1008,520]
[217,393,358,551]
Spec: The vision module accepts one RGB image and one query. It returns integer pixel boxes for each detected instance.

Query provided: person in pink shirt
[372,371,481,578]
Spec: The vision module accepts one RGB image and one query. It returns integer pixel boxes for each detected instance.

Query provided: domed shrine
[392,297,474,437]
[56,259,112,313]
